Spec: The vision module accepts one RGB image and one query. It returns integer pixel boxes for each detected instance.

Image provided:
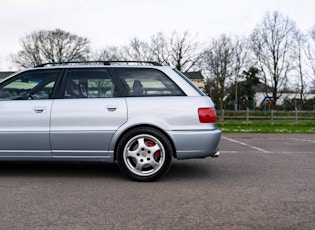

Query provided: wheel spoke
[135,161,143,172]
[148,159,160,169]
[137,137,146,149]
[148,145,161,155]
[125,137,145,158]
[126,149,138,158]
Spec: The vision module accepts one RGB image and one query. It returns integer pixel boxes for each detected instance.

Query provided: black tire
[116,127,173,182]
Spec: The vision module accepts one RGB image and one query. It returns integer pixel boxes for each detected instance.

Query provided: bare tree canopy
[310,26,315,41]
[123,37,153,61]
[202,34,234,111]
[250,11,298,105]
[11,29,90,68]
[92,46,123,61]
[306,27,315,94]
[292,29,308,109]
[306,26,315,78]
[150,31,201,72]
[93,38,153,62]
[92,31,202,72]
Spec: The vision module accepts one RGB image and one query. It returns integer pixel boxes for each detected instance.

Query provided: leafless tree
[304,27,315,95]
[92,46,124,61]
[250,11,297,106]
[202,34,234,112]
[292,30,308,110]
[305,26,315,79]
[92,31,202,71]
[122,37,153,61]
[150,32,168,64]
[93,38,153,62]
[150,31,202,72]
[11,29,90,68]
[232,35,251,110]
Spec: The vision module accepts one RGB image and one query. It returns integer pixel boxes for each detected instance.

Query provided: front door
[0,70,60,157]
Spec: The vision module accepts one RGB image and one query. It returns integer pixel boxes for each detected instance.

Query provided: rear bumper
[168,129,221,159]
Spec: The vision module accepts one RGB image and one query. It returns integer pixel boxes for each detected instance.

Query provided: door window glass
[64,69,116,98]
[0,70,60,100]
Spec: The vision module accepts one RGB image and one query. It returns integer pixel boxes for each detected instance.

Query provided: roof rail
[35,61,163,67]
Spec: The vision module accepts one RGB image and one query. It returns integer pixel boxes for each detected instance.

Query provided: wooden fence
[217,109,315,126]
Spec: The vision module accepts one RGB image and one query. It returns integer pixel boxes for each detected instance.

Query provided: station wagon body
[0,62,221,181]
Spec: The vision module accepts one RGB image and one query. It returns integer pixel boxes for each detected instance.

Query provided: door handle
[106,105,118,112]
[33,107,46,113]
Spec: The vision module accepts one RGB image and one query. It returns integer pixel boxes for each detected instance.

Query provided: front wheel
[116,127,173,182]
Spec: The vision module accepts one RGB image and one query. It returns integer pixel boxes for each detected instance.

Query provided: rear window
[115,68,185,96]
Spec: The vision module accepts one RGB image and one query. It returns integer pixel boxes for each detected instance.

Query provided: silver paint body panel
[0,65,221,162]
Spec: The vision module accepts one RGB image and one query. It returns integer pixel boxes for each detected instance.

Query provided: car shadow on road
[0,159,235,182]
[0,162,125,180]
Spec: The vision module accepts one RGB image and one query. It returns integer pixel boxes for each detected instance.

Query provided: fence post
[246,108,249,125]
[221,109,225,126]
[271,109,274,126]
[295,108,298,125]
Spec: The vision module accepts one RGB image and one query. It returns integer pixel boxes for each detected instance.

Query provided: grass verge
[217,123,315,133]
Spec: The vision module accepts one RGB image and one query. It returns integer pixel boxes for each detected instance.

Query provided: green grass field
[217,123,315,133]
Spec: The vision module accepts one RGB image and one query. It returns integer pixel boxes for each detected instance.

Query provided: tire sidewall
[116,127,172,182]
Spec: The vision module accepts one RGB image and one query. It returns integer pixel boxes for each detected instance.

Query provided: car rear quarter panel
[109,96,220,159]
[126,96,217,130]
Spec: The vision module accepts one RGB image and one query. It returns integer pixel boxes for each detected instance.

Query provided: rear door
[50,68,127,156]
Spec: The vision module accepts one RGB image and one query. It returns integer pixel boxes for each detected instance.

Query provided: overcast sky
[1,0,314,70]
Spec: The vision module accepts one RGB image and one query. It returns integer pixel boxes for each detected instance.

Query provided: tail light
[198,108,217,123]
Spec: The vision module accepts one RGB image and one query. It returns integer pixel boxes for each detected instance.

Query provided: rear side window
[64,69,116,98]
[173,69,205,96]
[115,68,185,96]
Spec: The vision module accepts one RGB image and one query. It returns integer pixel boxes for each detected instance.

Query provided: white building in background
[255,92,315,108]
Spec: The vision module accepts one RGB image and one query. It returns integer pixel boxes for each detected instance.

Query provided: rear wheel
[116,127,173,182]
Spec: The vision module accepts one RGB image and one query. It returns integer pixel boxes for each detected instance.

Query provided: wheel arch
[113,124,177,161]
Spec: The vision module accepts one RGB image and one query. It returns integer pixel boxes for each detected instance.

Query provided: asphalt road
[0,134,314,229]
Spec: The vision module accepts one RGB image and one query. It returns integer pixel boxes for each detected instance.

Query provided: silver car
[0,61,221,181]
